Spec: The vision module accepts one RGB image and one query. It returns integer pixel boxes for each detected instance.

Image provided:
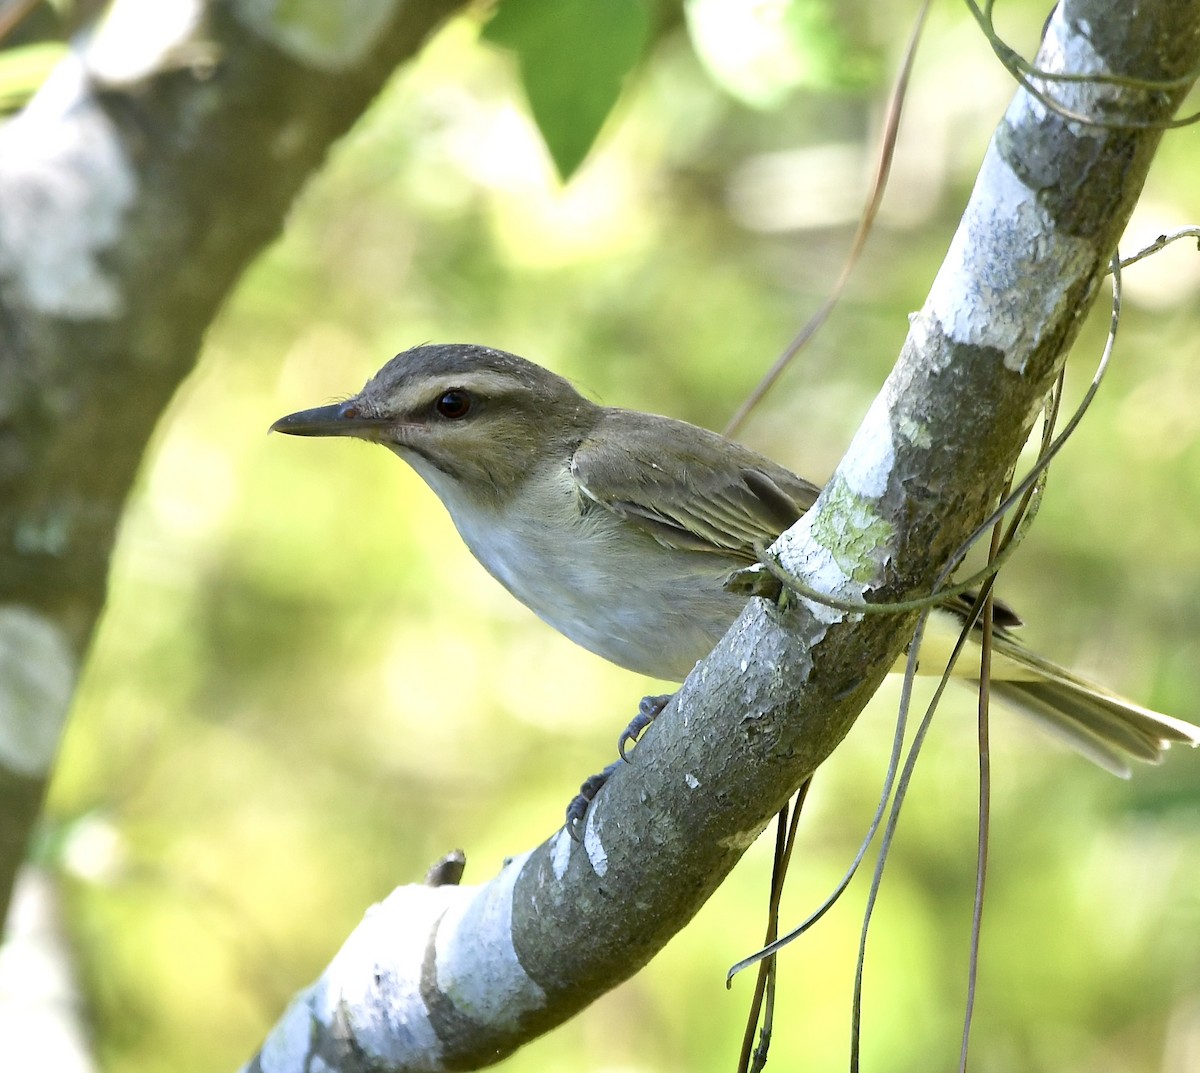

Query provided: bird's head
[270,344,600,505]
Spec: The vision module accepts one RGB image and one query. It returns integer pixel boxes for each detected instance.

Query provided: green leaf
[483,0,652,181]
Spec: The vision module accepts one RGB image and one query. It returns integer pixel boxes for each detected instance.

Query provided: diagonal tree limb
[243,2,1200,1070]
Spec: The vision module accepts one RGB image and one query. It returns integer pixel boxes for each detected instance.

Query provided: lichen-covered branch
[0,0,465,929]
[243,3,1200,1071]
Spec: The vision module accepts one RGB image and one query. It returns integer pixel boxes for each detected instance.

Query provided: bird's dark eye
[435,390,472,419]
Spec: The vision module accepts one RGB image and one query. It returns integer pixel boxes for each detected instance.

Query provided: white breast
[414,459,746,680]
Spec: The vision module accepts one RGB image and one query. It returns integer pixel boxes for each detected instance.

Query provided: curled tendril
[965,0,1200,131]
[727,252,1123,1005]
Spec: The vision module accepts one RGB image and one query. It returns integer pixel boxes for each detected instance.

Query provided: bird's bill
[269,402,390,438]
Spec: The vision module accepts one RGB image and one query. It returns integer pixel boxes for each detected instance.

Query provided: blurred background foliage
[28,0,1200,1070]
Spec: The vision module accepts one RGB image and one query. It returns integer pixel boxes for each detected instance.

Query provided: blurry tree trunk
[242,1,1200,1070]
[0,0,465,931]
[0,867,95,1073]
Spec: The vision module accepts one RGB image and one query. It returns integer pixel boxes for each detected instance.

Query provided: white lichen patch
[0,54,136,318]
[326,883,470,1065]
[550,828,573,881]
[775,526,853,626]
[895,410,933,450]
[0,607,76,776]
[254,991,329,1073]
[85,0,205,84]
[926,80,1092,371]
[583,813,608,877]
[927,160,1043,363]
[236,0,399,71]
[719,821,770,852]
[773,483,887,628]
[1030,8,1114,117]
[839,393,896,499]
[436,852,546,1026]
[308,884,459,1066]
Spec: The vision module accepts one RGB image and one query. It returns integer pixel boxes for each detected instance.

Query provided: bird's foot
[725,561,784,601]
[564,693,674,840]
[565,760,621,841]
[618,693,673,761]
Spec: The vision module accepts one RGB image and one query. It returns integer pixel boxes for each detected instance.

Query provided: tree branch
[243,2,1200,1070]
[0,0,467,929]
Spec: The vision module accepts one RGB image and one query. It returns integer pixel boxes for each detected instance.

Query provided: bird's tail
[987,634,1200,777]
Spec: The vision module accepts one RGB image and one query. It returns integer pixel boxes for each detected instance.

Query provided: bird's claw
[565,693,674,839]
[617,693,673,761]
[565,761,621,840]
[724,561,783,601]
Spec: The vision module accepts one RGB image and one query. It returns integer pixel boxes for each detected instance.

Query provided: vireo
[272,343,1199,818]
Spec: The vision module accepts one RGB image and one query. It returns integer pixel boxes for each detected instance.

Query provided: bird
[271,343,1199,824]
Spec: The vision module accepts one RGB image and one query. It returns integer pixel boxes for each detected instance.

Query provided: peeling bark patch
[549,829,573,881]
[1031,10,1114,122]
[719,822,769,852]
[0,606,76,776]
[85,0,206,84]
[774,518,852,628]
[838,393,896,498]
[583,815,608,877]
[436,853,546,1026]
[926,143,1090,370]
[308,886,453,1067]
[236,0,400,71]
[0,55,135,318]
[256,991,325,1073]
